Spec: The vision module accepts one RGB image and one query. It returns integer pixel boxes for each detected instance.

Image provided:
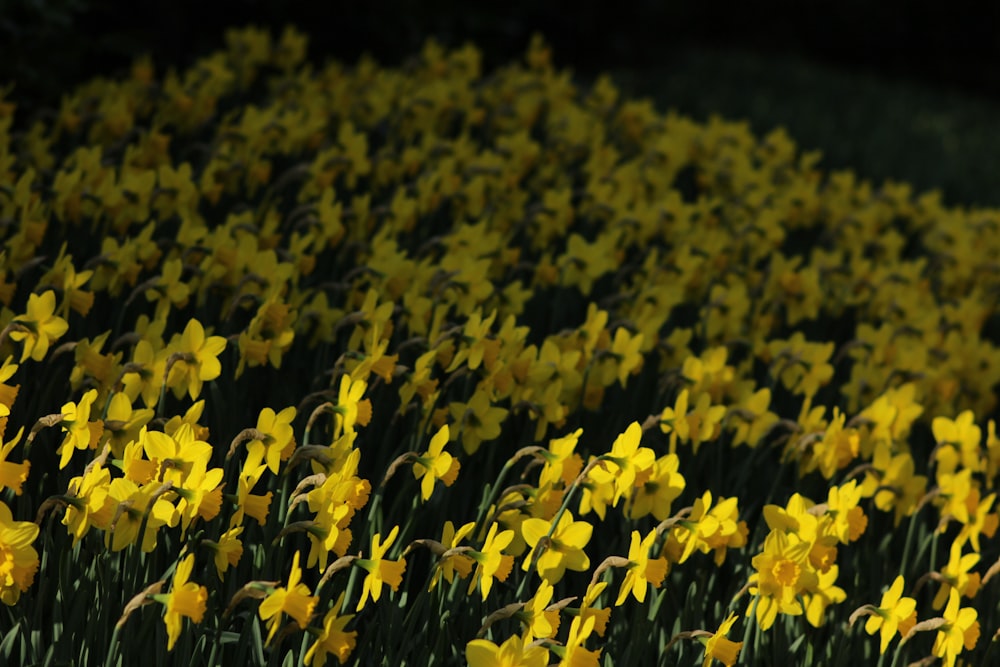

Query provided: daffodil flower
[159,554,207,651]
[412,424,460,501]
[9,290,69,362]
[259,550,318,644]
[355,525,406,611]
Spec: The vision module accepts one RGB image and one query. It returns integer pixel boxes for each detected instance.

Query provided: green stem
[898,506,922,578]
[472,456,518,535]
[927,530,940,576]
[392,568,436,664]
[275,472,293,527]
[104,625,122,667]
[742,595,759,664]
[888,636,905,667]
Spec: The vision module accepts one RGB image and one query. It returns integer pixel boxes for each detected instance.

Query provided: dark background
[4,1,999,107]
[4,0,1000,204]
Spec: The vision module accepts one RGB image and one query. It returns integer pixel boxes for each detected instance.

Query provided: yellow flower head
[466,634,548,667]
[0,500,39,605]
[521,510,592,584]
[246,405,297,475]
[702,613,743,667]
[468,522,514,600]
[171,318,227,400]
[0,426,29,495]
[259,550,318,644]
[305,593,357,666]
[615,529,668,605]
[412,424,460,501]
[9,290,69,362]
[162,554,207,651]
[863,575,917,655]
[933,589,980,667]
[355,525,406,611]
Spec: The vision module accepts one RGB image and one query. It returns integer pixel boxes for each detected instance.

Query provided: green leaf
[249,615,265,666]
[0,619,20,660]
[219,630,242,644]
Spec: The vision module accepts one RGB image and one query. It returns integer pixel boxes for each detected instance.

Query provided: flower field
[1,26,999,666]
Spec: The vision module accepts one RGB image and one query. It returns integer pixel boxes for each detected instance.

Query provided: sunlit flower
[616,529,668,605]
[160,554,207,650]
[9,290,69,362]
[701,613,742,667]
[0,426,29,495]
[245,405,297,475]
[933,589,980,667]
[861,575,917,654]
[170,318,227,400]
[412,424,460,501]
[0,500,39,605]
[305,593,357,666]
[57,388,104,469]
[521,510,592,584]
[259,550,318,644]
[467,522,514,600]
[466,633,548,667]
[355,526,406,611]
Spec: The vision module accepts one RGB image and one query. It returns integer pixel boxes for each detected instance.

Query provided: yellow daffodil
[245,405,297,475]
[333,374,372,438]
[932,409,982,474]
[519,579,560,641]
[615,529,668,605]
[206,524,244,579]
[467,522,514,600]
[521,510,592,584]
[104,478,178,552]
[62,460,112,544]
[0,426,28,495]
[862,575,917,654]
[173,460,224,536]
[600,421,655,506]
[0,500,39,605]
[355,525,406,611]
[160,554,207,651]
[748,530,817,631]
[9,290,69,362]
[701,613,743,667]
[57,388,104,469]
[103,391,154,459]
[233,463,272,527]
[933,589,980,667]
[537,427,584,489]
[449,388,508,455]
[142,423,211,486]
[556,614,601,667]
[466,633,548,667]
[626,452,685,521]
[170,318,227,400]
[412,423,460,501]
[932,540,981,610]
[430,520,476,591]
[305,593,357,666]
[259,550,318,644]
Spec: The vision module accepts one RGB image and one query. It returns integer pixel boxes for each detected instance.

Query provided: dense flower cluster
[0,26,998,666]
